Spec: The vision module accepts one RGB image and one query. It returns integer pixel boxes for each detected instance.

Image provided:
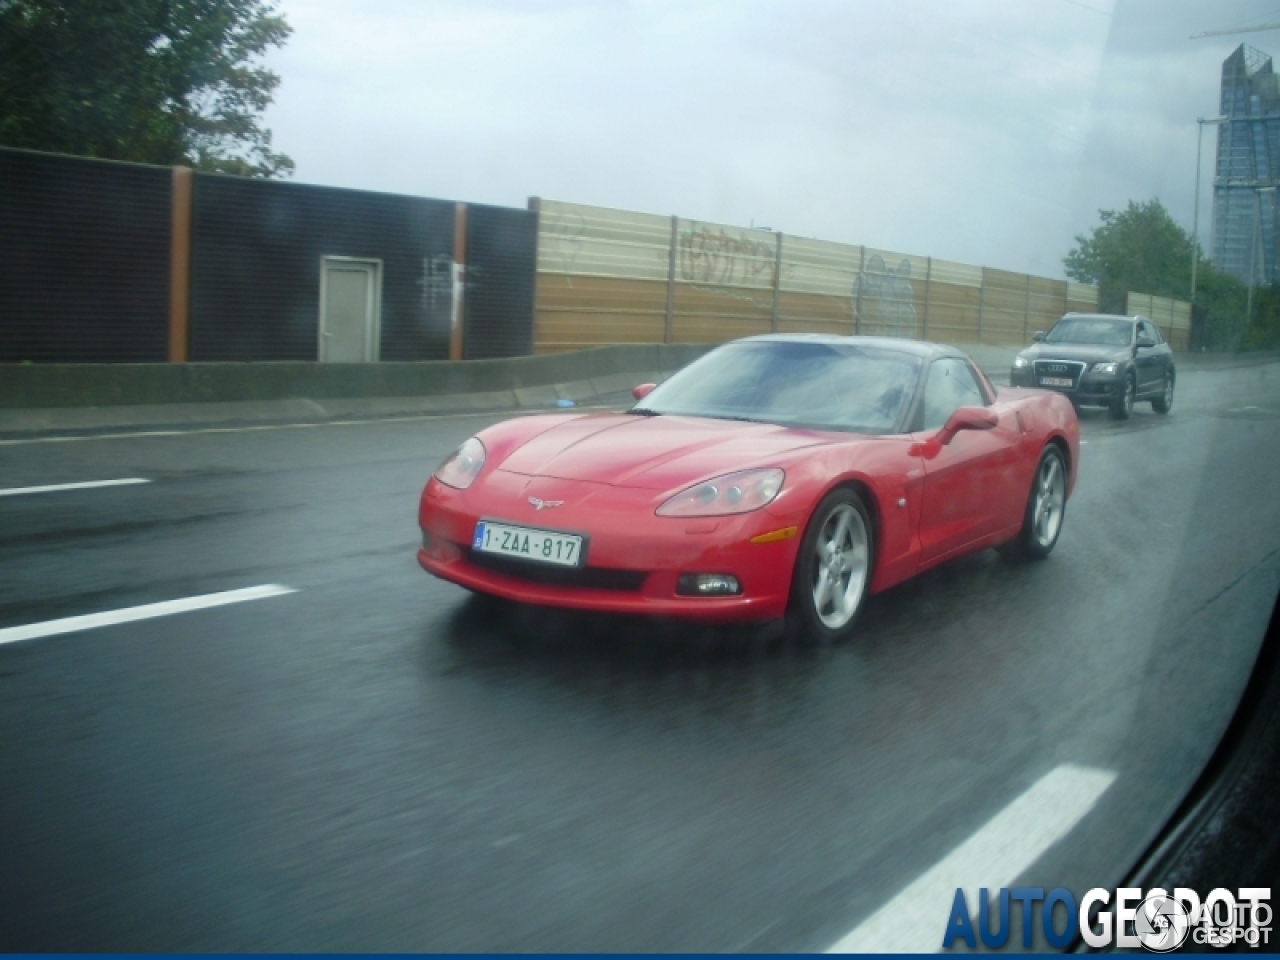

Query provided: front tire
[786,488,873,644]
[1110,374,1135,420]
[1152,372,1174,414]
[1005,445,1067,561]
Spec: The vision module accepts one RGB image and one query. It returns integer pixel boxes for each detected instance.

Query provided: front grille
[465,549,647,591]
[1033,359,1086,387]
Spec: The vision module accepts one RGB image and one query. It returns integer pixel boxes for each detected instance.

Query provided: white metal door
[319,258,381,362]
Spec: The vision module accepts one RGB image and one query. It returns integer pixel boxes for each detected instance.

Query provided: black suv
[1009,313,1176,419]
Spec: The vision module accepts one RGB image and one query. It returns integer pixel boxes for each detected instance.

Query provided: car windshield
[1044,317,1133,346]
[633,340,921,434]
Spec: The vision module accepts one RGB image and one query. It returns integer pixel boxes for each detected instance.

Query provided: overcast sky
[261,0,1279,280]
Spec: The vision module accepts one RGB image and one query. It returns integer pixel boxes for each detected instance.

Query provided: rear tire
[786,488,874,644]
[1004,445,1067,561]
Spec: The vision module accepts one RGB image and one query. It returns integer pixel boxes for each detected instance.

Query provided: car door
[1149,323,1173,387]
[913,358,1023,565]
[1134,319,1162,396]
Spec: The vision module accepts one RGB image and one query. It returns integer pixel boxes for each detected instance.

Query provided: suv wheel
[1110,374,1135,420]
[1152,373,1174,414]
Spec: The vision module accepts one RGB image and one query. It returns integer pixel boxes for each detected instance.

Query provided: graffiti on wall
[853,254,917,332]
[678,225,775,286]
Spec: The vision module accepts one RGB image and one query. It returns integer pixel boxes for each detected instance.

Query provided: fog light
[676,573,741,596]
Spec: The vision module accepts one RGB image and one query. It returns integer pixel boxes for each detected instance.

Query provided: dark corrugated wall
[0,148,171,363]
[464,204,537,359]
[0,150,541,364]
[190,175,457,361]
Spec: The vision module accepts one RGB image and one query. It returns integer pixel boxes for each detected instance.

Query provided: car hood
[495,413,846,490]
[1021,343,1131,363]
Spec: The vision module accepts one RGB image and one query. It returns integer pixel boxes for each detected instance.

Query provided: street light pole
[1192,116,1228,303]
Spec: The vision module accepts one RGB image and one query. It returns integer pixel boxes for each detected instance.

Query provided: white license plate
[473,521,585,567]
[1040,376,1073,387]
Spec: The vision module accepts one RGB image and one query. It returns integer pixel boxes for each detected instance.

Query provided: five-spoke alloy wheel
[788,488,873,643]
[1006,445,1068,560]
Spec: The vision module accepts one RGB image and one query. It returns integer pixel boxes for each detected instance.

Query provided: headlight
[434,437,486,489]
[657,468,784,517]
[1092,362,1119,375]
[1013,356,1030,368]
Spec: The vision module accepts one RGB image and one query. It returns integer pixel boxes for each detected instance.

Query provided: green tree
[1062,198,1278,350]
[1063,199,1195,313]
[1244,283,1280,350]
[1192,261,1249,350]
[0,0,293,177]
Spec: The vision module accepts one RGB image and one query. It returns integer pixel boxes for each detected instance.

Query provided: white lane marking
[826,764,1117,953]
[0,405,616,447]
[0,584,297,646]
[0,477,150,497]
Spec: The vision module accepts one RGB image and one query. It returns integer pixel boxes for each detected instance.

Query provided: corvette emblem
[528,496,564,510]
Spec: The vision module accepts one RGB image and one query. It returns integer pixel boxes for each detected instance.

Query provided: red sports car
[418,335,1079,641]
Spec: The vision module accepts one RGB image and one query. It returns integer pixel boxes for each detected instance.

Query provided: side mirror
[632,383,657,400]
[1032,331,1046,343]
[1137,335,1156,348]
[937,406,998,445]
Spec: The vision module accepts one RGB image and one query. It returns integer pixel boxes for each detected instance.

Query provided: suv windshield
[634,340,921,434]
[1044,317,1133,346]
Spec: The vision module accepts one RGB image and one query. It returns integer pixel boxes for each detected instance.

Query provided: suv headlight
[1092,362,1119,375]
[434,437,486,489]
[1013,356,1030,369]
[657,468,784,517]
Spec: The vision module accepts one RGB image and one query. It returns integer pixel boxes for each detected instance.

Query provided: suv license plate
[1040,376,1073,387]
[473,521,584,567]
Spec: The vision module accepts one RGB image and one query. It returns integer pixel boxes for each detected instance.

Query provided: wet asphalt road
[1,362,1279,951]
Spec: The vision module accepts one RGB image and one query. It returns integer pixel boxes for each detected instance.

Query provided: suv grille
[1033,359,1086,387]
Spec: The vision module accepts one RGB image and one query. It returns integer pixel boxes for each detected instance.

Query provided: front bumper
[1009,366,1124,406]
[417,474,801,623]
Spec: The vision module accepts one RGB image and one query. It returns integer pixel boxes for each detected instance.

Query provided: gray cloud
[263,0,1280,278]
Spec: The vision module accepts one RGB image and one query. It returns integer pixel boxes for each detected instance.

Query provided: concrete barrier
[0,344,715,410]
[1,341,1265,439]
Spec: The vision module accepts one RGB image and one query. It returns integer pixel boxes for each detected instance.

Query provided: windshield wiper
[626,409,764,423]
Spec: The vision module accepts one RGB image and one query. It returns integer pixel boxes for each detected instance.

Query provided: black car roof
[738,333,960,360]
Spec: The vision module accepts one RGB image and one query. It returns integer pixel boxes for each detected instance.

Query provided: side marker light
[750,526,798,544]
